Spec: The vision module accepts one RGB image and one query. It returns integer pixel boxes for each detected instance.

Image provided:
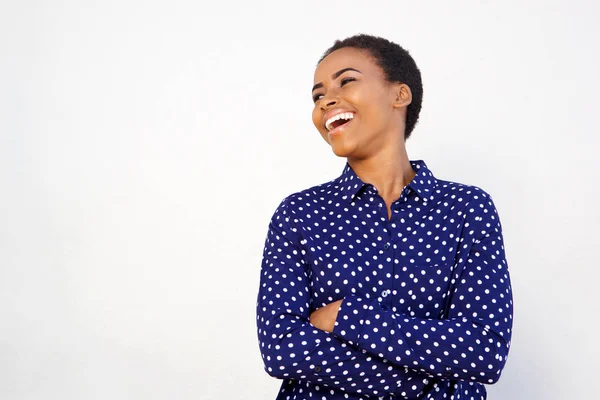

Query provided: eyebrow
[312,67,362,92]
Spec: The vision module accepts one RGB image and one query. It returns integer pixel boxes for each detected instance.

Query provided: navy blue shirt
[256,160,513,399]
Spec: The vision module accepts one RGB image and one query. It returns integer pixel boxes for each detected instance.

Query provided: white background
[1,1,599,399]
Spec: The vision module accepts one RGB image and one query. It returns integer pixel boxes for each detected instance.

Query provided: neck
[347,143,416,202]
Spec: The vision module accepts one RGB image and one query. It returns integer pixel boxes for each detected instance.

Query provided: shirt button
[314,366,322,373]
[444,369,452,377]
[382,290,391,297]
[384,242,390,250]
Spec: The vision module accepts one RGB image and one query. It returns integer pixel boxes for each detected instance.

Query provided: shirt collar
[336,159,438,203]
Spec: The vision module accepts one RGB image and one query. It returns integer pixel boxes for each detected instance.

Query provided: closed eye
[312,77,357,103]
[340,76,356,86]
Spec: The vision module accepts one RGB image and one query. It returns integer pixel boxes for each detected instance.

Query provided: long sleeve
[256,199,432,398]
[332,194,513,384]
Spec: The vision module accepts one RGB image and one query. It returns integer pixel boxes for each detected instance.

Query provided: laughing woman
[256,34,513,400]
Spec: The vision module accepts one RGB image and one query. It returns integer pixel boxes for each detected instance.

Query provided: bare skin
[309,47,417,331]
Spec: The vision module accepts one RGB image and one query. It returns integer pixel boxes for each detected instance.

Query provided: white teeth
[325,112,355,131]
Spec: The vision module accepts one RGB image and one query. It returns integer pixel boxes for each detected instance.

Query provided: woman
[256,34,513,400]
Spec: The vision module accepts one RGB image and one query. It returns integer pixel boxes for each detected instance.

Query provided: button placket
[382,239,395,307]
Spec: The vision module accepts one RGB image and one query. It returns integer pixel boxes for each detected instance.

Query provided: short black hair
[318,34,423,140]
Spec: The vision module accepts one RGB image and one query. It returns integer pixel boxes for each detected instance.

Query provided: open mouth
[325,112,355,131]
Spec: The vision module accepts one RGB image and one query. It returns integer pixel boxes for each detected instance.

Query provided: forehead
[313,47,383,83]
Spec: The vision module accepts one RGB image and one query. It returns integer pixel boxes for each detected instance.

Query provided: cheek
[350,84,389,120]
[360,98,390,128]
[312,107,323,130]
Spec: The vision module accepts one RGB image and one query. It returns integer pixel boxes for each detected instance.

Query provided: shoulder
[435,177,500,216]
[435,177,495,204]
[272,177,341,217]
[267,177,341,231]
[434,178,502,237]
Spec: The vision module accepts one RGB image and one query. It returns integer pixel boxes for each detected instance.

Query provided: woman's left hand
[309,299,343,332]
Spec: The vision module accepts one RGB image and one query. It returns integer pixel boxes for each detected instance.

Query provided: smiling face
[312,47,412,160]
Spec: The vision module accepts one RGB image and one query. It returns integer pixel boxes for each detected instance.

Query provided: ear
[392,83,412,109]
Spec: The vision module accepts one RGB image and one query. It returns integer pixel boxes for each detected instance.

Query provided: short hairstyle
[318,34,423,140]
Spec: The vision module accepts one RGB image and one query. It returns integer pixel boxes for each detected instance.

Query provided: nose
[320,97,339,111]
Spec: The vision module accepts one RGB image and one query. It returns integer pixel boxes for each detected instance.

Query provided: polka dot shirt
[256,160,513,399]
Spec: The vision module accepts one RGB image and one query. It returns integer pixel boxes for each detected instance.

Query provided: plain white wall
[1,1,599,399]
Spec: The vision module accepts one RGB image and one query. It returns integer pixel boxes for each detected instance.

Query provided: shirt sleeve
[256,198,432,398]
[332,193,513,384]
